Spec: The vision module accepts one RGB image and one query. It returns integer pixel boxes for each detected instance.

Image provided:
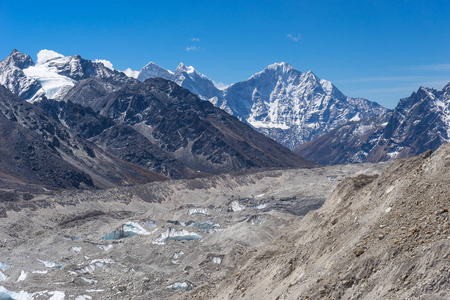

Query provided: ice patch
[77,259,114,274]
[70,247,82,253]
[385,207,392,213]
[0,262,12,271]
[172,251,184,264]
[230,201,245,212]
[166,281,194,291]
[48,291,65,300]
[80,276,97,284]
[189,208,208,215]
[248,120,290,129]
[17,270,27,282]
[85,289,104,293]
[255,194,265,198]
[212,257,222,264]
[385,186,395,194]
[96,244,113,251]
[32,270,48,274]
[251,204,267,210]
[387,151,400,159]
[38,259,64,269]
[0,271,7,282]
[23,64,75,99]
[104,221,149,240]
[0,286,65,300]
[75,296,92,300]
[173,251,184,259]
[143,218,156,228]
[153,228,202,245]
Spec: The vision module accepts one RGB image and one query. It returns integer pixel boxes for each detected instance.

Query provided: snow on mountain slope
[136,61,386,149]
[296,83,450,164]
[0,50,43,101]
[218,62,387,149]
[137,62,222,100]
[0,49,135,102]
[1,49,386,150]
[23,52,76,100]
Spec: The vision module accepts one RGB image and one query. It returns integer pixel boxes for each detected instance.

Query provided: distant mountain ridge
[61,77,316,176]
[0,49,386,149]
[295,83,450,164]
[0,49,134,102]
[137,61,387,149]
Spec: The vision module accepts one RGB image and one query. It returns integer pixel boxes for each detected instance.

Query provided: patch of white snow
[17,270,27,282]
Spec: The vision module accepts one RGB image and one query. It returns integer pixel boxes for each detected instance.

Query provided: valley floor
[0,163,387,299]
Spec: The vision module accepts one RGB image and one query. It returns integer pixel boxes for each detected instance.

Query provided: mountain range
[0,49,314,185]
[137,61,387,149]
[0,49,386,149]
[295,83,450,164]
[1,49,449,175]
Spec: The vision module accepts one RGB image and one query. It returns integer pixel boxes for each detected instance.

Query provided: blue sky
[1,0,449,108]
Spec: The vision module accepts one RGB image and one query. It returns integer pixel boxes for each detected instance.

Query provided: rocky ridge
[138,61,387,149]
[0,85,165,189]
[61,77,315,176]
[296,83,450,164]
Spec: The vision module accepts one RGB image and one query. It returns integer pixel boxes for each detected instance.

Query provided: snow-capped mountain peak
[137,62,173,82]
[175,62,196,74]
[5,49,35,69]
[138,61,220,100]
[0,49,134,102]
[265,62,294,73]
[0,50,42,100]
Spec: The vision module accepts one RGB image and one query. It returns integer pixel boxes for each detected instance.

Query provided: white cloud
[186,46,200,52]
[37,49,64,64]
[123,68,140,79]
[191,38,200,42]
[94,59,114,70]
[287,33,301,42]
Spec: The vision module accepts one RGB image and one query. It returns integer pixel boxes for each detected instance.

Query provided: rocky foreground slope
[192,145,450,299]
[0,163,387,299]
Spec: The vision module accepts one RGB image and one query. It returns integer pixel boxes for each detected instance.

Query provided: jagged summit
[214,63,386,148]
[1,49,386,149]
[296,82,450,164]
[0,49,134,101]
[264,61,294,72]
[4,49,35,69]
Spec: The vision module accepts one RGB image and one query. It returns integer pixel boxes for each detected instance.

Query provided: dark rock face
[64,77,315,175]
[0,86,165,189]
[295,83,450,164]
